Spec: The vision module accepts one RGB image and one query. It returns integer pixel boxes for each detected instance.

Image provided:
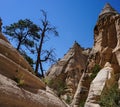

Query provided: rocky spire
[99,3,118,17]
[73,41,81,49]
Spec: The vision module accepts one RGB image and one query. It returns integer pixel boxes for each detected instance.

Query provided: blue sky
[0,0,120,70]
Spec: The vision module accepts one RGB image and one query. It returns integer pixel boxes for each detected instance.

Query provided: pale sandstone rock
[92,3,120,73]
[84,4,120,107]
[0,33,9,43]
[85,62,115,107]
[71,72,86,107]
[1,3,120,107]
[0,74,67,107]
[0,34,67,107]
[113,18,120,66]
[0,34,45,90]
[118,77,120,89]
[99,3,118,17]
[46,42,88,98]
[85,103,100,107]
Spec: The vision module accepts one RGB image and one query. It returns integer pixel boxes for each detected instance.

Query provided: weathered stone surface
[46,42,88,100]
[84,4,120,107]
[47,42,87,78]
[99,3,118,18]
[93,4,120,73]
[113,17,120,67]
[0,33,67,107]
[0,33,45,90]
[46,4,120,107]
[0,74,67,107]
[85,62,115,107]
[0,33,9,43]
[118,77,120,89]
[71,72,86,107]
[1,3,120,107]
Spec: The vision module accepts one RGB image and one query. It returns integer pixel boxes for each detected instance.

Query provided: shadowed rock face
[0,33,67,107]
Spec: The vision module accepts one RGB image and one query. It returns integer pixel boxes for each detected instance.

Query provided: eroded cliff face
[1,3,120,107]
[0,33,67,107]
[93,12,120,73]
[85,3,120,107]
[46,3,120,107]
[46,42,89,103]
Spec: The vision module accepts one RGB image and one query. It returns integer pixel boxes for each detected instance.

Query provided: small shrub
[90,64,101,80]
[18,79,24,86]
[42,77,50,85]
[45,78,67,97]
[14,77,20,83]
[55,80,67,97]
[99,83,120,107]
[14,77,25,87]
[65,95,72,104]
[13,73,25,87]
[79,100,85,107]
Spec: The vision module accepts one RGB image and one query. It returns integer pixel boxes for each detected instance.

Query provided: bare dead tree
[35,10,58,77]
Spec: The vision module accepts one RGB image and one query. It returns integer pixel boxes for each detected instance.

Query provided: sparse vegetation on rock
[0,2,120,107]
[90,64,101,80]
[99,83,120,107]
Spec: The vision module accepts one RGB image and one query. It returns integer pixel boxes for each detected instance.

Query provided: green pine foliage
[3,19,40,51]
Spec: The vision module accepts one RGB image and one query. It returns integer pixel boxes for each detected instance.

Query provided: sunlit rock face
[85,62,115,107]
[46,4,120,107]
[85,3,120,107]
[0,33,45,89]
[92,3,120,73]
[118,78,120,89]
[0,74,67,107]
[46,42,88,99]
[1,3,120,107]
[0,33,67,107]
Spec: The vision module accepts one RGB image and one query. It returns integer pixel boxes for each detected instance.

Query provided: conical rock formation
[99,3,118,17]
[46,42,89,102]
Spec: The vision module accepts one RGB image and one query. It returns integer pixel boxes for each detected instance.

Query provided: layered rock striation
[85,3,120,107]
[0,33,67,107]
[46,42,89,101]
[0,3,120,107]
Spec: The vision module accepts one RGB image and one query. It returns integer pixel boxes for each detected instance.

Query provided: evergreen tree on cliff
[3,19,40,67]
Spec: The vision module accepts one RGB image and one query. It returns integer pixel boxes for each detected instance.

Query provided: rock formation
[46,42,88,103]
[93,3,120,70]
[0,3,120,107]
[84,3,120,107]
[0,33,67,107]
[47,3,120,107]
[85,62,115,107]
